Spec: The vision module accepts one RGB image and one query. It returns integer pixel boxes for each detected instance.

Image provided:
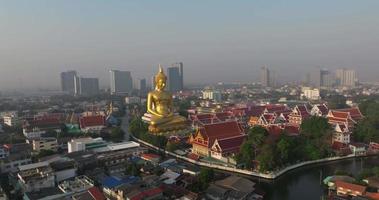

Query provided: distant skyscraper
[60,70,77,94]
[311,68,331,88]
[320,69,332,88]
[139,78,147,96]
[167,62,184,92]
[261,66,270,87]
[109,70,133,95]
[336,68,357,87]
[74,76,99,96]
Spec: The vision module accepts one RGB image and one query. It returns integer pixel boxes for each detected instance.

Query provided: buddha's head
[155,66,167,91]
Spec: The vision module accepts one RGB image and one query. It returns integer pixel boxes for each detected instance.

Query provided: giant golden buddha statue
[142,66,187,133]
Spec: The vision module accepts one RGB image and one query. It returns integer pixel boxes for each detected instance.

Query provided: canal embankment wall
[131,135,376,180]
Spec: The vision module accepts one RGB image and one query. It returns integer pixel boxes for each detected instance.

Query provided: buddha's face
[156,79,166,90]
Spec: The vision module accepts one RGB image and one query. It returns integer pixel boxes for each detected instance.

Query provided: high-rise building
[109,70,133,95]
[320,69,332,88]
[336,68,357,87]
[167,62,184,92]
[60,71,77,94]
[138,78,147,96]
[261,66,270,87]
[311,68,331,88]
[74,76,99,96]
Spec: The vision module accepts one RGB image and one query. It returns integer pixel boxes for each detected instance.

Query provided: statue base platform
[142,113,190,136]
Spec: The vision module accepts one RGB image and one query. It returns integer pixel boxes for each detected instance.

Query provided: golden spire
[155,64,167,83]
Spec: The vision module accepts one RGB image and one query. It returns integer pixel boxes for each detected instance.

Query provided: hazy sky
[0,0,378,90]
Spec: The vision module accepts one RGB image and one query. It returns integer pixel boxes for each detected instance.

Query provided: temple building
[327,107,363,128]
[189,121,246,163]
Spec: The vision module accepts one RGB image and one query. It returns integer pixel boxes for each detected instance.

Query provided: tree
[247,126,269,147]
[110,127,124,142]
[373,167,379,177]
[198,168,214,189]
[166,141,179,152]
[256,144,276,172]
[237,140,254,169]
[129,118,148,137]
[276,135,292,164]
[354,101,379,143]
[300,116,330,138]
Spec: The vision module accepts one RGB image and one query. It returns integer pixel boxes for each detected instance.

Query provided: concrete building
[67,137,107,153]
[18,162,55,192]
[336,68,357,87]
[58,175,94,194]
[3,112,19,127]
[167,62,184,92]
[125,96,141,104]
[261,66,270,87]
[202,89,222,102]
[0,143,32,173]
[109,70,133,95]
[74,76,100,96]
[60,71,77,94]
[301,87,321,100]
[29,137,58,152]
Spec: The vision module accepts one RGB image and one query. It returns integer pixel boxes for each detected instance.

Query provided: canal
[257,156,379,200]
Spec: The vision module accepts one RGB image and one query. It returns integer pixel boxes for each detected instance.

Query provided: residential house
[335,181,366,197]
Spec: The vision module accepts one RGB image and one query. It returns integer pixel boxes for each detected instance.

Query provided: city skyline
[1,1,379,90]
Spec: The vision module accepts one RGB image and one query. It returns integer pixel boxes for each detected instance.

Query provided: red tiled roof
[335,181,366,194]
[141,153,160,160]
[79,115,105,128]
[336,107,363,121]
[246,106,266,117]
[330,110,350,119]
[317,104,329,115]
[25,117,61,127]
[196,121,244,148]
[366,192,379,200]
[266,105,289,113]
[215,112,233,121]
[88,187,106,200]
[130,188,163,200]
[297,105,309,113]
[195,114,213,120]
[214,135,246,153]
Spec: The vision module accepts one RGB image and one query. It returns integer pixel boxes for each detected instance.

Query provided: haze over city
[1,0,379,90]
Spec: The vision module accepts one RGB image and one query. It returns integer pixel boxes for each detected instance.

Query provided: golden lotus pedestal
[142,113,189,135]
